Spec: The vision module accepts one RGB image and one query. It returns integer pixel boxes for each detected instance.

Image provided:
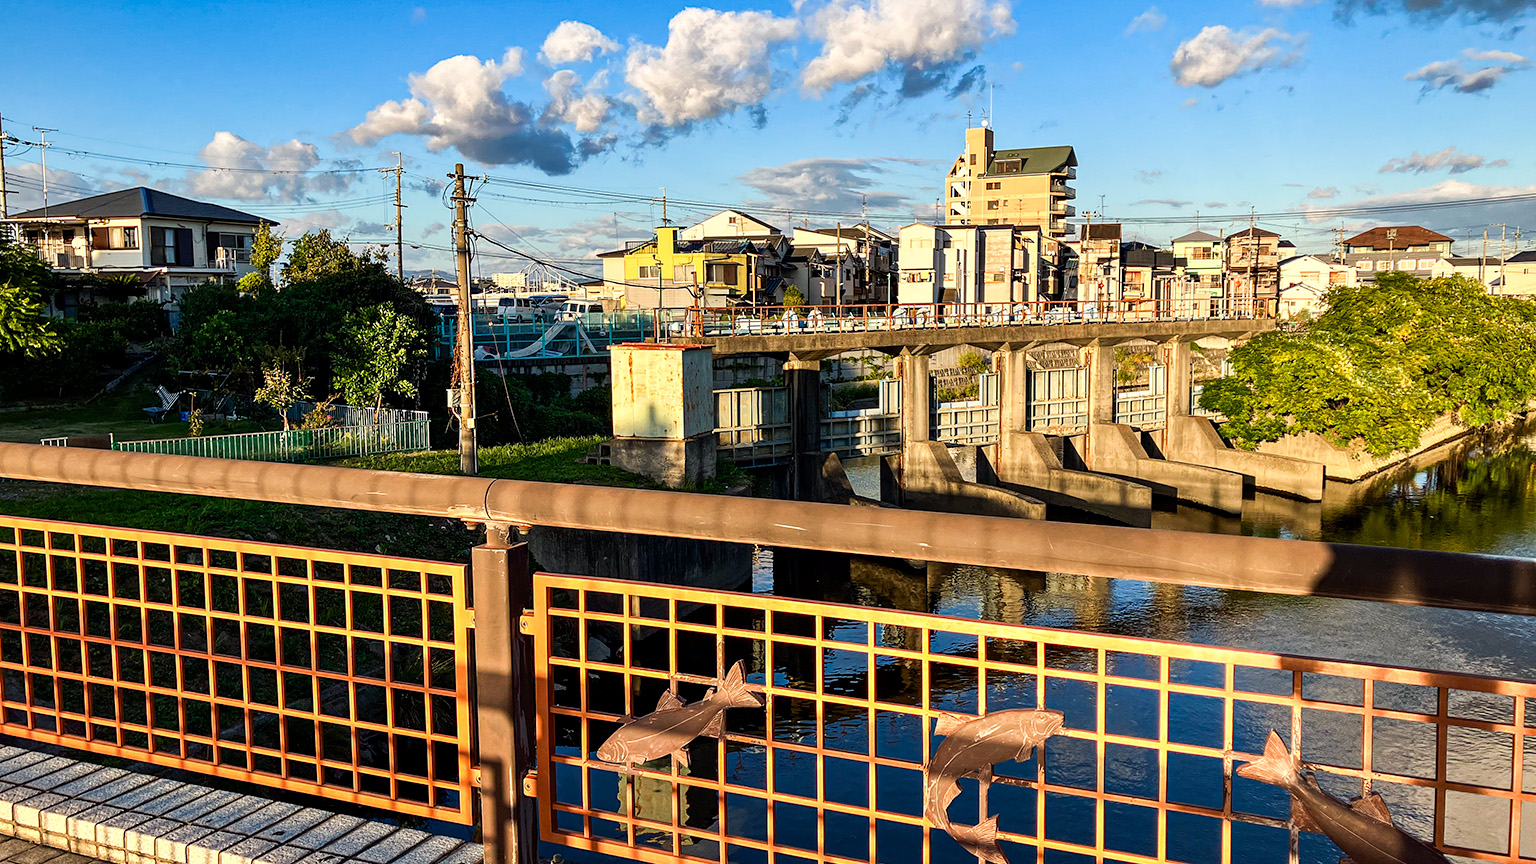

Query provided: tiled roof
[8,187,269,224]
[1345,226,1452,249]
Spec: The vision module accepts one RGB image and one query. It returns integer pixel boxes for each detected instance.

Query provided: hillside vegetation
[1201,273,1536,457]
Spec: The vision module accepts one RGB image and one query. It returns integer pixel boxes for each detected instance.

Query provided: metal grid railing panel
[533,574,1536,864]
[0,516,474,824]
[111,421,431,463]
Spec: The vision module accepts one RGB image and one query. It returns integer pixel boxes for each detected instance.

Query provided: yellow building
[944,126,1076,236]
[612,226,766,310]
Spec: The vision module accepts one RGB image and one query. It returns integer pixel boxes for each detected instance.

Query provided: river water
[552,423,1536,864]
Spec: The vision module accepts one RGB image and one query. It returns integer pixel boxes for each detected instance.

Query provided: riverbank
[1253,407,1534,482]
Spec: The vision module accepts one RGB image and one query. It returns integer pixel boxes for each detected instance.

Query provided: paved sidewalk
[0,836,103,863]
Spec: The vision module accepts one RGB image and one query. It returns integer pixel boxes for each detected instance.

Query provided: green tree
[957,350,990,377]
[0,237,60,358]
[332,304,427,414]
[236,223,284,295]
[254,366,309,430]
[782,286,806,308]
[1202,273,1536,457]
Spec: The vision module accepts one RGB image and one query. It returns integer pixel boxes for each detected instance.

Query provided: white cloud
[347,48,586,173]
[1380,145,1509,174]
[4,162,110,213]
[1132,198,1193,208]
[1135,169,1163,183]
[1125,6,1167,34]
[185,132,357,202]
[625,7,799,126]
[738,157,919,215]
[1307,186,1339,199]
[1302,180,1536,233]
[801,0,1015,94]
[1406,48,1529,93]
[543,70,613,133]
[1170,25,1302,87]
[540,21,620,66]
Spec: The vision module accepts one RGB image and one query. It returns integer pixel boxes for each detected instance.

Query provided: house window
[995,159,1021,174]
[149,227,191,266]
[1356,260,1372,271]
[986,219,999,225]
[637,265,660,280]
[1376,260,1391,271]
[1418,258,1435,270]
[1397,259,1414,271]
[986,201,1000,210]
[119,227,138,249]
[673,264,695,282]
[985,182,1001,190]
[1191,247,1213,260]
[987,272,1004,282]
[969,154,976,166]
[1329,271,1347,285]
[727,216,738,224]
[707,263,739,284]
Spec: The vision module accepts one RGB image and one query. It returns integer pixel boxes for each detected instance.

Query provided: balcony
[1054,166,1077,180]
[1051,202,1076,217]
[212,247,252,270]
[1052,181,1076,199]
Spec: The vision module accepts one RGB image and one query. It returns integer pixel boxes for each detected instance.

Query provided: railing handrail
[2,441,1534,617]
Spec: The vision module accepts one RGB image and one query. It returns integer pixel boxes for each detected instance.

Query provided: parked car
[527,293,569,313]
[557,299,604,324]
[495,296,540,322]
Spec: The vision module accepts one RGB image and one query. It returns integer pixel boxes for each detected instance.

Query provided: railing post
[473,526,537,864]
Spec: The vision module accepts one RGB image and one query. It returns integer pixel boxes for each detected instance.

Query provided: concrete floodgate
[0,746,482,864]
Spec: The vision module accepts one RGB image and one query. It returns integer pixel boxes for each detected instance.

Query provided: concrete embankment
[1086,423,1244,515]
[1165,416,1325,501]
[988,431,1154,527]
[884,441,1047,520]
[1252,412,1494,483]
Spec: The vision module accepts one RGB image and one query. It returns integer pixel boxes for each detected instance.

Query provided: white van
[496,296,541,322]
[558,299,604,324]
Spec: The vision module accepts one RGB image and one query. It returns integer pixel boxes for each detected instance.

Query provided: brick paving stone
[216,802,297,838]
[287,814,365,851]
[316,819,396,860]
[0,761,73,789]
[158,792,238,827]
[393,834,474,864]
[249,807,327,845]
[423,841,484,864]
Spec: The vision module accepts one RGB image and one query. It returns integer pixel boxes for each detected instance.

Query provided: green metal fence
[110,421,431,462]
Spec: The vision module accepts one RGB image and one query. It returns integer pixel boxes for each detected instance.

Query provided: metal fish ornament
[1238,730,1450,864]
[594,660,762,771]
[924,709,1065,864]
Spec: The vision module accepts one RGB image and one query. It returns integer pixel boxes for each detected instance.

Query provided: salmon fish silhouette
[1239,730,1450,864]
[924,709,1065,864]
[594,661,762,771]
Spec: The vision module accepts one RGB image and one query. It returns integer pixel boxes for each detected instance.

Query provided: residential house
[896,223,1048,306]
[1076,223,1122,302]
[944,126,1076,237]
[1499,250,1536,296]
[1172,230,1224,300]
[612,226,775,310]
[1119,241,1179,303]
[1342,225,1454,283]
[2,187,271,321]
[680,209,780,241]
[1224,227,1282,309]
[1448,256,1506,289]
[1278,254,1356,319]
[791,225,897,303]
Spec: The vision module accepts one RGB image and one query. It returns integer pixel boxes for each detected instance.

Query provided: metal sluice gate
[532,574,1536,864]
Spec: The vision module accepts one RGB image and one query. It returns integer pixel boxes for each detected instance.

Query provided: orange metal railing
[533,573,1536,864]
[0,516,475,824]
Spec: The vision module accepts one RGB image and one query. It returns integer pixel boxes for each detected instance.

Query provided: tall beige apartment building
[944,126,1077,236]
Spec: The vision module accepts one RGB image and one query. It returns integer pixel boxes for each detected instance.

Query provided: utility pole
[659,187,667,225]
[0,113,10,219]
[1497,223,1508,293]
[1333,226,1345,263]
[450,163,478,476]
[835,220,842,311]
[1480,228,1489,287]
[380,153,405,281]
[862,196,871,303]
[33,127,55,217]
[1386,228,1398,278]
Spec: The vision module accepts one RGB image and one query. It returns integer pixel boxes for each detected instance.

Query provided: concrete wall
[1087,423,1244,514]
[991,431,1153,527]
[890,441,1046,519]
[1253,413,1472,482]
[1165,416,1324,501]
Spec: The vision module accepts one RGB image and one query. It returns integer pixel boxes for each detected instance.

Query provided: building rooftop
[1226,226,1281,240]
[7,187,270,224]
[1345,226,1452,249]
[1173,231,1220,243]
[984,145,1076,177]
[1509,250,1536,263]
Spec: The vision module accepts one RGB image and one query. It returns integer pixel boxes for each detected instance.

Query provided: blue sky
[4,0,1534,270]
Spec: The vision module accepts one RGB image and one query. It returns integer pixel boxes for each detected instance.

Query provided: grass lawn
[0,376,275,444]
